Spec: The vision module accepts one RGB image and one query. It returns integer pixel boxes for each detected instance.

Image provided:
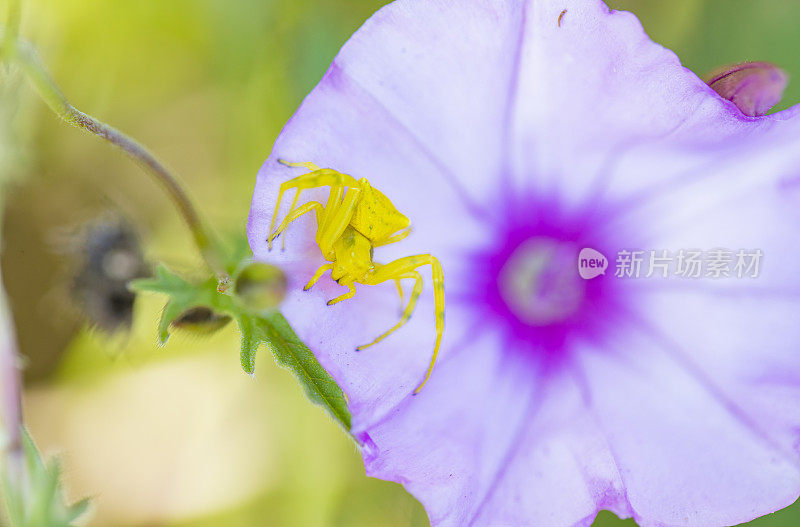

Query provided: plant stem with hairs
[2,0,228,281]
[10,40,228,280]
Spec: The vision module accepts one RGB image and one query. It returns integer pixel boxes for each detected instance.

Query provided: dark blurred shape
[705,61,788,117]
[234,261,287,311]
[171,306,231,335]
[70,217,149,332]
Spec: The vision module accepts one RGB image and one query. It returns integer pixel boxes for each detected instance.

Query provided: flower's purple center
[467,194,631,366]
[497,237,584,326]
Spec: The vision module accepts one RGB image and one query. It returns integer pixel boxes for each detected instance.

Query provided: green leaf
[259,312,351,430]
[1,429,90,527]
[131,263,353,432]
[232,312,351,430]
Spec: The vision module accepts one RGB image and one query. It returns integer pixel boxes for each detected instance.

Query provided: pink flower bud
[706,61,788,117]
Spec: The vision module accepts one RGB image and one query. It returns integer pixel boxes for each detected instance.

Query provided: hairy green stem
[6,39,227,279]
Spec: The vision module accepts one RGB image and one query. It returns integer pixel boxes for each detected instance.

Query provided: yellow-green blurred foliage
[2,0,800,525]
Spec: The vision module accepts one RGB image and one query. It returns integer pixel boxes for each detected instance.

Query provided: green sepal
[236,313,259,375]
[130,263,352,431]
[130,265,233,344]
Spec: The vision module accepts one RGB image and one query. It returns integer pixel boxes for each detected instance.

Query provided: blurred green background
[2,0,800,525]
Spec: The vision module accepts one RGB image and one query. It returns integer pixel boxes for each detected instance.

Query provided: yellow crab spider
[267,160,445,394]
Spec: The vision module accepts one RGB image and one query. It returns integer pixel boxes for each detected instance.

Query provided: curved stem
[8,39,227,279]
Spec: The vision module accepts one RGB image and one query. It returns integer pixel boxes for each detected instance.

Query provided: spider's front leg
[315,185,363,258]
[278,160,322,171]
[268,201,324,250]
[268,166,359,250]
[277,161,324,250]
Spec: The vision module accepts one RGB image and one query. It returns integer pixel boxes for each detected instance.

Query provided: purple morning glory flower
[248,0,800,525]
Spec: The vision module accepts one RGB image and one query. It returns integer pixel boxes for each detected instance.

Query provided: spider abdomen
[350,179,410,243]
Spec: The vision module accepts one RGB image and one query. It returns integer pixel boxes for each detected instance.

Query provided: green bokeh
[3,0,800,525]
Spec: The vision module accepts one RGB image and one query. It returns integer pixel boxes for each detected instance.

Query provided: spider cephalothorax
[267,160,444,393]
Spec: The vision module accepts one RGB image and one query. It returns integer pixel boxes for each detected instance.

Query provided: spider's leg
[317,186,362,257]
[374,263,405,312]
[268,183,288,251]
[269,169,359,250]
[420,256,444,394]
[327,282,356,306]
[394,278,405,313]
[282,188,302,251]
[269,201,325,246]
[304,263,334,291]
[319,182,344,240]
[363,254,444,394]
[278,160,322,171]
[373,226,412,248]
[357,271,422,351]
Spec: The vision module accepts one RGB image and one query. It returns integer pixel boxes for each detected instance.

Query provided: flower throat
[497,237,585,326]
